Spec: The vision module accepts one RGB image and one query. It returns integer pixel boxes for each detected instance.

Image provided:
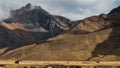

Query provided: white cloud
[0,0,120,20]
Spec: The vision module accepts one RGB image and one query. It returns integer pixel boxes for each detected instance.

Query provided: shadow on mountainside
[0,26,55,56]
[88,27,120,60]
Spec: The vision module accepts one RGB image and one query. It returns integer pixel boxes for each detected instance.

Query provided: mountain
[0,5,120,61]
[0,3,78,49]
[4,3,73,32]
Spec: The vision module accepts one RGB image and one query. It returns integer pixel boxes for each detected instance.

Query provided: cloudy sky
[0,0,120,20]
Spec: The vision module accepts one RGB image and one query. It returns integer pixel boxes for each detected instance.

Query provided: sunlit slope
[1,27,119,61]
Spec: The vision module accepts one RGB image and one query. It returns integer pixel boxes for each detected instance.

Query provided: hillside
[0,27,120,61]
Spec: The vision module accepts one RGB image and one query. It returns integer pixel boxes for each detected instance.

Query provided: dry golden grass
[0,27,119,61]
[0,22,26,30]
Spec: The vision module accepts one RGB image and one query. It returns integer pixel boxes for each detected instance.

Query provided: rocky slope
[1,26,120,61]
[0,5,120,61]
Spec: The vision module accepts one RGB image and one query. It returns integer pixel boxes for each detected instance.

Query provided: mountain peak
[4,3,72,32]
[25,3,32,8]
[24,3,32,10]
